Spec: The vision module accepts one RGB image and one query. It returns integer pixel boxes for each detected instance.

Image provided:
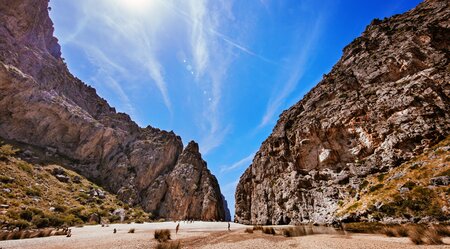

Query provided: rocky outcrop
[221,195,232,221]
[0,0,227,220]
[151,141,226,220]
[235,0,450,225]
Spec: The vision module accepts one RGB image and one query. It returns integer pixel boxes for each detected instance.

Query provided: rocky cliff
[235,0,449,225]
[0,0,227,221]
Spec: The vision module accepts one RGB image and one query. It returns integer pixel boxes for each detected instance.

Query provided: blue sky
[49,0,422,218]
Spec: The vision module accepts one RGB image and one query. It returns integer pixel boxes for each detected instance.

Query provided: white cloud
[54,0,262,154]
[220,152,256,173]
[61,0,173,112]
[144,58,172,112]
[259,15,326,128]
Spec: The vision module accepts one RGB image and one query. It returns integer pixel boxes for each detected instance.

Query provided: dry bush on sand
[282,227,308,237]
[253,225,263,231]
[433,225,450,237]
[408,226,443,245]
[128,228,135,233]
[262,227,275,235]
[154,229,171,242]
[244,228,253,233]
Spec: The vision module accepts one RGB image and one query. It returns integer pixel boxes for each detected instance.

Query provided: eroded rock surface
[0,0,227,221]
[235,0,450,225]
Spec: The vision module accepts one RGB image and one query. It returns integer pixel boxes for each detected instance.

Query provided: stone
[113,209,126,222]
[72,175,82,183]
[89,213,100,224]
[235,0,450,225]
[399,187,410,194]
[52,168,66,176]
[55,174,70,183]
[0,0,228,221]
[430,176,450,186]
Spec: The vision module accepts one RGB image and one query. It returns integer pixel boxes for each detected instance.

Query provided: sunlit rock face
[0,0,227,221]
[235,0,450,225]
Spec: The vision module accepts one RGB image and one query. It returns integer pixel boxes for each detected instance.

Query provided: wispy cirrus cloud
[220,151,256,173]
[59,0,173,113]
[259,15,326,128]
[74,41,135,116]
[185,0,237,154]
[53,0,267,155]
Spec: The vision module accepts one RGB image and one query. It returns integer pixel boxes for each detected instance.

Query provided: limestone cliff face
[0,0,227,221]
[235,0,450,225]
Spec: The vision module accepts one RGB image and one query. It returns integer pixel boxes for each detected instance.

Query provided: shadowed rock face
[235,0,450,225]
[0,0,226,221]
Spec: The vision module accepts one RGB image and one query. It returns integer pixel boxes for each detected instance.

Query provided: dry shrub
[155,241,181,249]
[253,225,263,231]
[408,226,443,245]
[154,229,171,242]
[40,229,53,237]
[408,227,424,245]
[262,227,275,235]
[423,228,443,245]
[28,231,42,238]
[282,227,307,237]
[128,228,135,233]
[244,228,253,233]
[396,226,409,237]
[343,222,383,234]
[382,225,409,237]
[19,230,32,239]
[383,227,397,237]
[6,231,19,240]
[433,225,450,237]
[0,231,9,240]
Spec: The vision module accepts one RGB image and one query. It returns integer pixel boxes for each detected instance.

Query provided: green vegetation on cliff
[0,142,152,230]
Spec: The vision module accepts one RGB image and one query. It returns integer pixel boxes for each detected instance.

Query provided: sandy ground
[0,222,449,249]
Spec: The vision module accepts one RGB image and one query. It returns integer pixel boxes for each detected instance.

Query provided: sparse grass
[0,144,19,156]
[377,173,386,182]
[244,228,253,233]
[337,135,450,220]
[402,181,416,190]
[0,142,152,231]
[438,169,450,177]
[262,227,275,235]
[154,229,171,242]
[360,180,369,189]
[369,183,384,193]
[25,187,41,197]
[155,241,181,249]
[17,161,33,173]
[128,228,135,233]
